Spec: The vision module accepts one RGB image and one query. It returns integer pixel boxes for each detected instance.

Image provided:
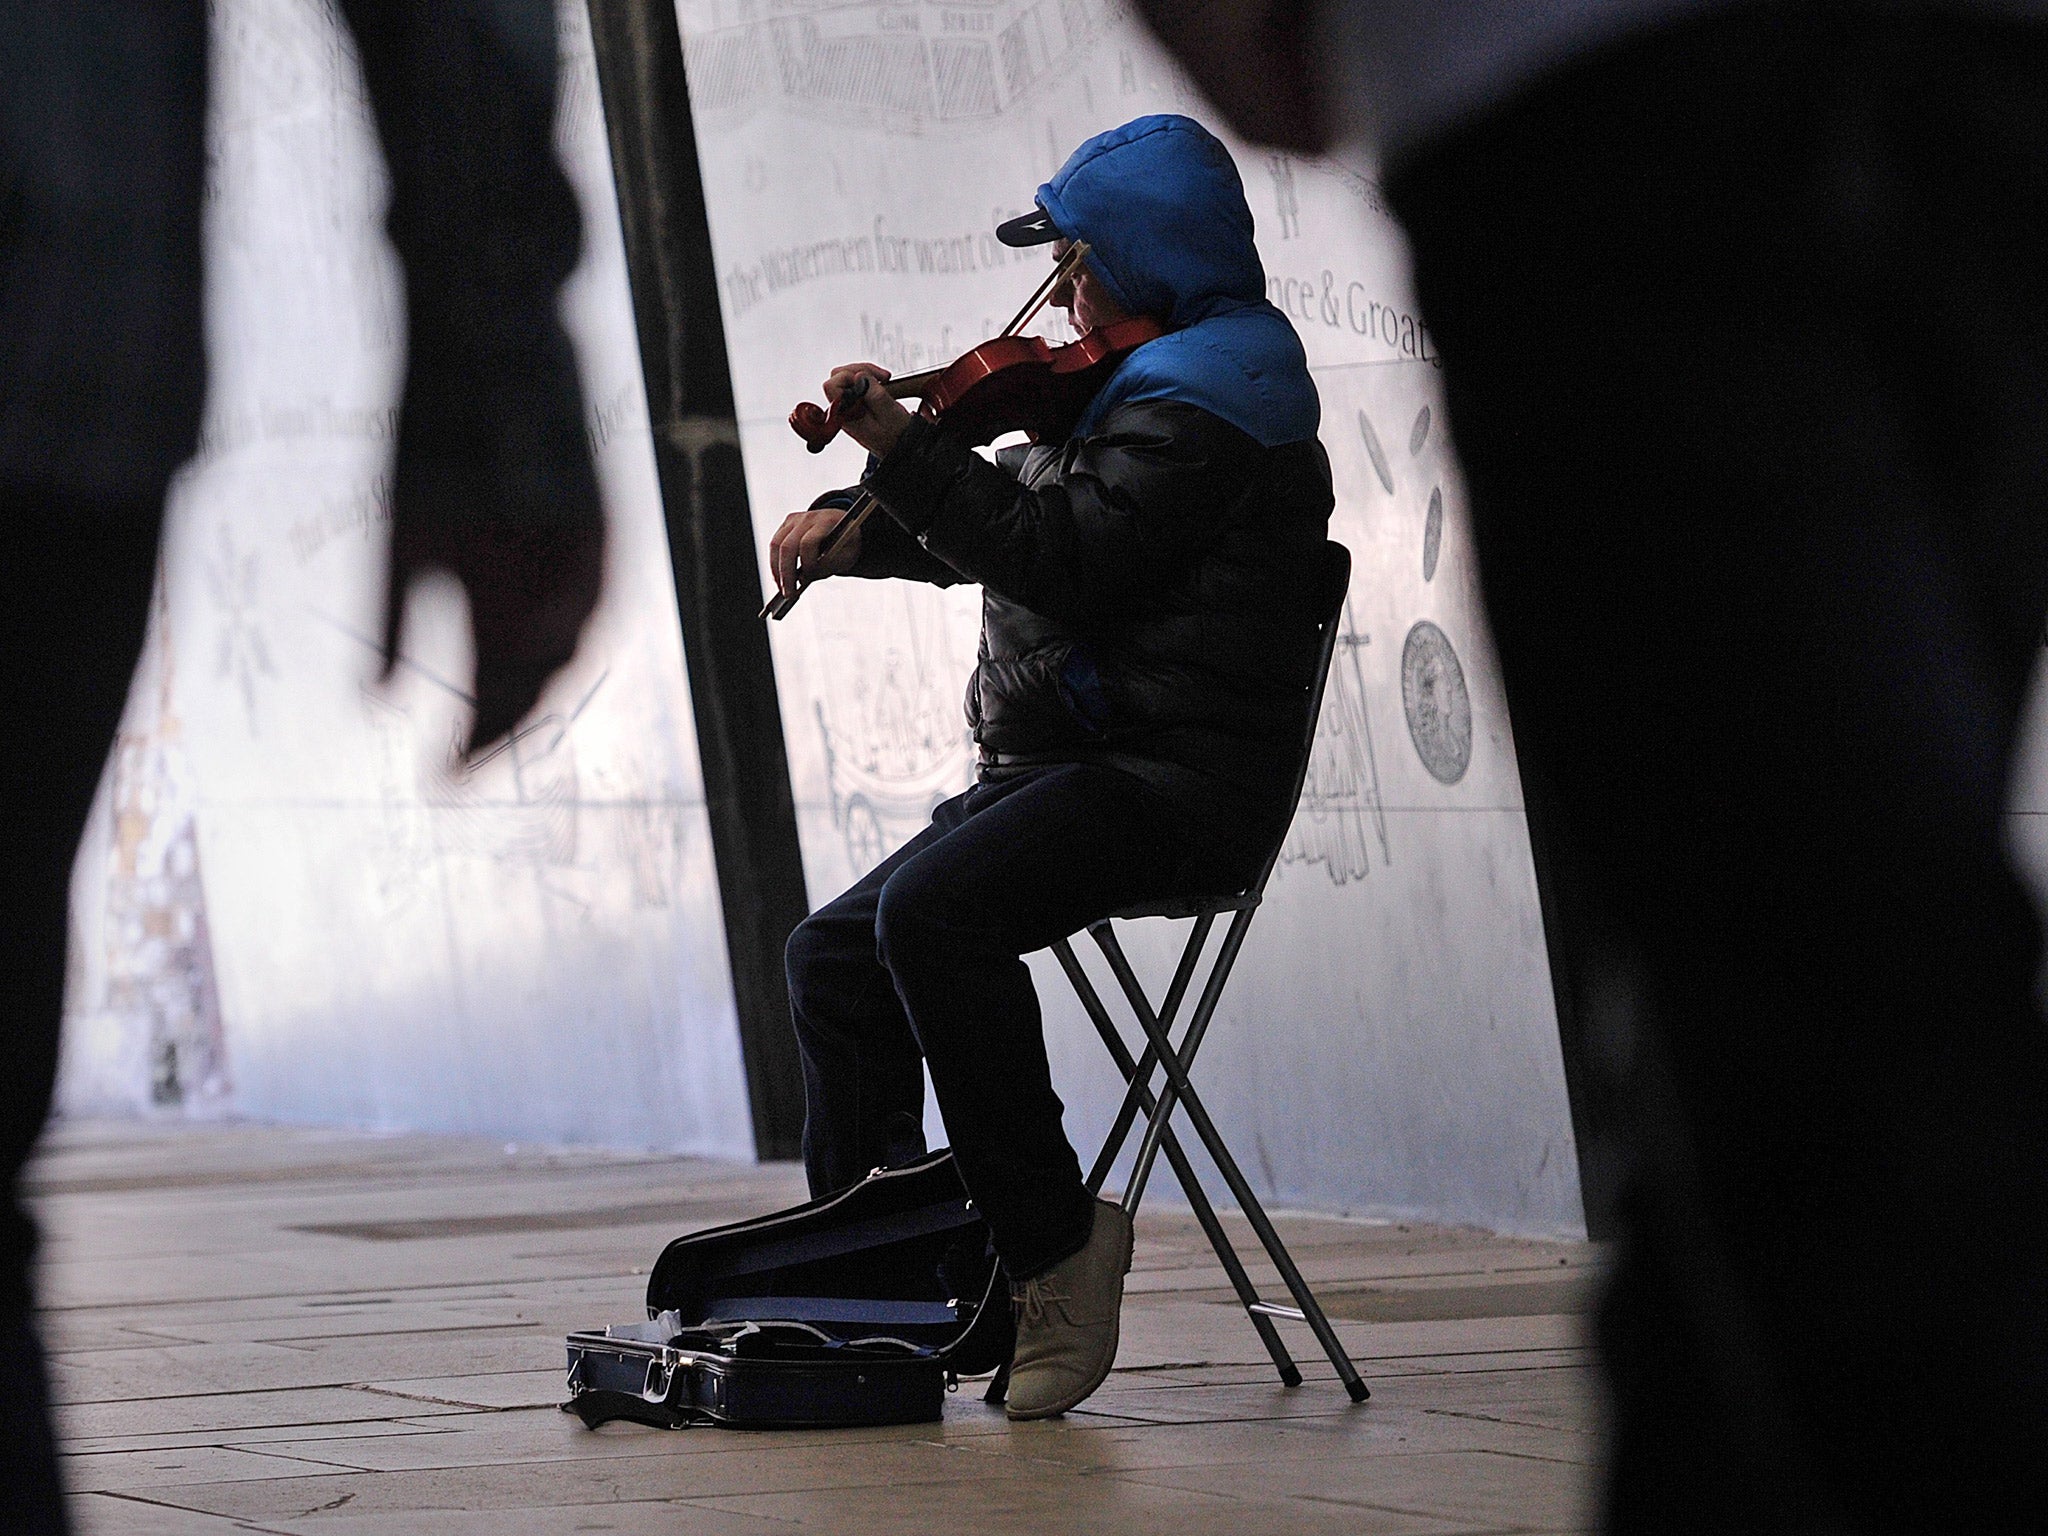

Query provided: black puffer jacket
[848,397,1334,881]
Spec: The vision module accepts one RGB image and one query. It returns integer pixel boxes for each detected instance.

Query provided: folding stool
[1050,539,1369,1401]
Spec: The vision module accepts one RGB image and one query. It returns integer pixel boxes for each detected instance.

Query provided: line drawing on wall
[681,0,1120,131]
[1282,600,1391,884]
[814,590,973,874]
[208,522,275,733]
[319,609,609,878]
[360,686,434,918]
[421,671,609,874]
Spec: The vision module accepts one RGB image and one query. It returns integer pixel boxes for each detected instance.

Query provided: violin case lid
[564,1150,1012,1429]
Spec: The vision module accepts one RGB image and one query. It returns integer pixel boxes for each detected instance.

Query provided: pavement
[28,1118,1606,1535]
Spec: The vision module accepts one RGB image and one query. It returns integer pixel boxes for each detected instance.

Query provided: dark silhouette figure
[1139,3,2048,1530]
[1,4,605,1526]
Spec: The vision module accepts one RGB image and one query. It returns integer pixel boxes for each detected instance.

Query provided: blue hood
[1035,115,1319,448]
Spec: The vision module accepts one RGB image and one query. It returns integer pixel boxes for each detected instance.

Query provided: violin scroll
[788,371,928,454]
[788,399,836,454]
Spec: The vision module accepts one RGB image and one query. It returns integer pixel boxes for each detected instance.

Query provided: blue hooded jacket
[1034,115,1320,448]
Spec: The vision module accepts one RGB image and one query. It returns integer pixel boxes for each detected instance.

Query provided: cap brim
[995,208,1062,247]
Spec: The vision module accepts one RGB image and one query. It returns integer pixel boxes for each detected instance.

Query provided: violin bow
[1001,239,1091,338]
[761,243,1092,622]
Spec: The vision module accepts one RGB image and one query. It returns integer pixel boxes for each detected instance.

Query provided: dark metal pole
[582,0,810,1159]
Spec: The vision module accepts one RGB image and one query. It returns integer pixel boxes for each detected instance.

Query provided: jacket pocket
[1056,643,1113,736]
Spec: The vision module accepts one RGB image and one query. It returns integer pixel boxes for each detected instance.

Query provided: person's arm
[835,488,963,586]
[765,477,964,600]
[339,0,605,755]
[863,402,1257,629]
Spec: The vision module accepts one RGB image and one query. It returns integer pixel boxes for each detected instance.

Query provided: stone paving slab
[32,1119,1605,1535]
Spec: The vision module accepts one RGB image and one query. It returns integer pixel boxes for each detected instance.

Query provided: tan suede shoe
[1004,1198,1134,1420]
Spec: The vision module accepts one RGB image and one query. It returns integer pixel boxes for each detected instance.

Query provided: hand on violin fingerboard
[824,364,914,459]
[769,505,864,601]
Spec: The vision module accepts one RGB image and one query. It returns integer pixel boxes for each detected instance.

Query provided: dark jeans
[1390,11,2048,1533]
[787,762,1194,1278]
[2,488,167,1535]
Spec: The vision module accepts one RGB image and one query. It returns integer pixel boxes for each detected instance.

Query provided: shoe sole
[1004,1206,1135,1421]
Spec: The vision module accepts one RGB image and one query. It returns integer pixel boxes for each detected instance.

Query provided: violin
[762,242,1164,621]
[786,317,1165,456]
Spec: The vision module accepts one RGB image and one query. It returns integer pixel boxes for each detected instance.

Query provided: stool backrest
[1244,539,1353,900]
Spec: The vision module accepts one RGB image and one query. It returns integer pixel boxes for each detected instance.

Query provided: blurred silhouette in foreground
[1139,3,2048,1531]
[1,3,604,1526]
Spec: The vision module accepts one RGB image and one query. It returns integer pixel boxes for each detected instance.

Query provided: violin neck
[885,367,945,400]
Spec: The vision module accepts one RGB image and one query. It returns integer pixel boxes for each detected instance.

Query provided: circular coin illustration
[1401,620,1472,784]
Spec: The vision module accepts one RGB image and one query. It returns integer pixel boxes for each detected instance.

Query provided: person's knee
[784,911,844,1028]
[873,870,949,977]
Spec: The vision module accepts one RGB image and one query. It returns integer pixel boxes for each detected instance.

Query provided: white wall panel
[59,0,752,1159]
[676,0,1584,1233]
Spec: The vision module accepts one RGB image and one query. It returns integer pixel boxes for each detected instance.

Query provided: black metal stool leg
[1114,985,1370,1402]
[1092,915,1251,1211]
[1082,914,1213,1196]
[1052,941,1303,1387]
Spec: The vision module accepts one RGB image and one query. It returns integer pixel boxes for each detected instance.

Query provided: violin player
[770,115,1334,1419]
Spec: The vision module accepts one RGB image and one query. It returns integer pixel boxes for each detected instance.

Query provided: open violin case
[564,1151,1013,1429]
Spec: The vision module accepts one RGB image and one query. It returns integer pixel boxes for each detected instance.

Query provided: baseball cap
[994,206,1062,247]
